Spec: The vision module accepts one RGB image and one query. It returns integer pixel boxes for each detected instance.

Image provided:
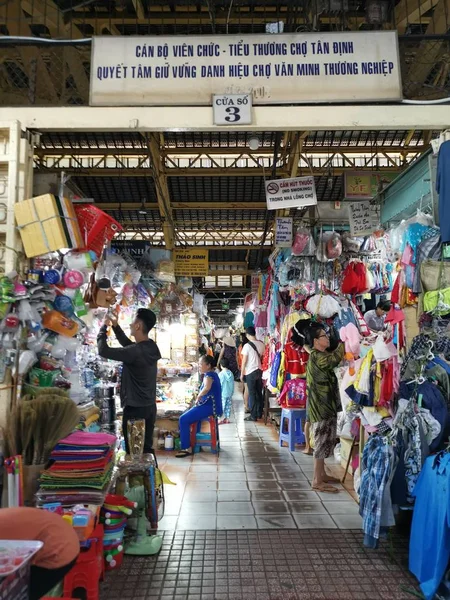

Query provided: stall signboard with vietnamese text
[344,172,397,200]
[266,176,317,211]
[174,249,209,277]
[349,201,380,236]
[90,32,402,106]
[275,217,293,247]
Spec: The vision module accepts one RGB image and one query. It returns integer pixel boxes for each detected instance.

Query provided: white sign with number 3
[213,94,252,125]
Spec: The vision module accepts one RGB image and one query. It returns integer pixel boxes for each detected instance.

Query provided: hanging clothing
[410,452,450,600]
[437,140,450,243]
[359,435,392,548]
[284,341,308,376]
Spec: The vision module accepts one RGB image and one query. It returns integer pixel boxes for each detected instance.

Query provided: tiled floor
[100,387,420,599]
[155,389,361,531]
[101,530,419,600]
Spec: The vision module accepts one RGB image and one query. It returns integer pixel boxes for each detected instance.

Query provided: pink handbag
[279,378,307,408]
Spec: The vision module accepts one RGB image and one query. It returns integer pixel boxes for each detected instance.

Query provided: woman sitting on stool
[176,355,222,458]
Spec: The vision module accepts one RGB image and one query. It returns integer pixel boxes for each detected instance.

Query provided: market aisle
[100,387,419,600]
[155,385,362,531]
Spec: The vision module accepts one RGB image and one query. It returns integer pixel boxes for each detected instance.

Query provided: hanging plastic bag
[306,294,341,318]
[316,232,334,262]
[292,227,311,256]
[342,233,363,253]
[326,232,342,259]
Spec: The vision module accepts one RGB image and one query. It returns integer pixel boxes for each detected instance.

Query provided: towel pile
[37,431,116,505]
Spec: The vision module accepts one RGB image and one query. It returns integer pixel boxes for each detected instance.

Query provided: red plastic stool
[63,524,104,600]
[190,415,220,454]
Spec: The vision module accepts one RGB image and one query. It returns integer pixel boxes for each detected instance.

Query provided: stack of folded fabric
[37,431,116,506]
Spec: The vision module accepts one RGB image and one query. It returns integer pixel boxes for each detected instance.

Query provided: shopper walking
[98,308,161,454]
[0,507,79,600]
[176,355,222,458]
[237,333,250,412]
[241,326,265,422]
[305,323,345,493]
[219,357,235,424]
[218,335,240,379]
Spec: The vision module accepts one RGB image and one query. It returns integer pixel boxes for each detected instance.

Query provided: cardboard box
[14,194,83,258]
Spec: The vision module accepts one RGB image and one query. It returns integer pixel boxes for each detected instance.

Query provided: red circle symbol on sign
[267,182,279,194]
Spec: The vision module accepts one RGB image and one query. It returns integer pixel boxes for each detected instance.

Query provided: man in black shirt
[97,308,161,454]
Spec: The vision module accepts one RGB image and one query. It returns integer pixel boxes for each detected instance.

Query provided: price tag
[212,94,252,125]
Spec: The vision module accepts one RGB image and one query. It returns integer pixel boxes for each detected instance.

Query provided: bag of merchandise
[306,294,341,318]
[316,232,334,262]
[279,378,306,408]
[292,228,310,255]
[326,232,342,259]
[342,233,362,253]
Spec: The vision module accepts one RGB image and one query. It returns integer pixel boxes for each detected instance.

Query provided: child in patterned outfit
[219,357,234,424]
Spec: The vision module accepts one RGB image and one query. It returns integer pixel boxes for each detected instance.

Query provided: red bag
[279,378,307,408]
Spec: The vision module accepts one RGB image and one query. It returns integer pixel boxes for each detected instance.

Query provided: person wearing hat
[98,308,161,454]
[217,335,240,380]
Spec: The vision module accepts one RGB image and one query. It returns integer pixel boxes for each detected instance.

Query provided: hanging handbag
[279,378,307,408]
[423,254,450,315]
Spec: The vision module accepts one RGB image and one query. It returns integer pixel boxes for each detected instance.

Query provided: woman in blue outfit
[176,355,222,458]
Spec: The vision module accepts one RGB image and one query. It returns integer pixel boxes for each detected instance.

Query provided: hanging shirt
[410,452,450,600]
[437,141,450,243]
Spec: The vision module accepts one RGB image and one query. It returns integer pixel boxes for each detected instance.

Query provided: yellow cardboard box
[14,194,83,258]
[340,436,358,475]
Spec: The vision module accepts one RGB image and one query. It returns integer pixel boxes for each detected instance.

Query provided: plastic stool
[63,524,104,600]
[190,416,220,454]
[279,408,306,451]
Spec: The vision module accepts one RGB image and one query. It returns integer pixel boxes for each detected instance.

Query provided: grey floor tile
[292,514,337,529]
[245,472,276,481]
[158,516,179,530]
[183,491,218,503]
[280,481,315,491]
[322,501,359,515]
[256,515,297,529]
[218,491,252,502]
[332,514,363,529]
[176,515,217,530]
[247,480,281,491]
[189,465,218,472]
[275,472,308,481]
[217,502,254,515]
[217,472,248,481]
[187,473,217,482]
[252,501,290,514]
[315,489,354,502]
[288,502,328,514]
[179,502,217,515]
[281,490,319,502]
[218,481,248,491]
[250,491,285,502]
[217,515,258,529]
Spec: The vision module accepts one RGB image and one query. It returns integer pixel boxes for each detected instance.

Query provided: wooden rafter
[146,132,175,250]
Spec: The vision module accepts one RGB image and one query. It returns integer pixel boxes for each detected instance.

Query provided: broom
[34,396,79,464]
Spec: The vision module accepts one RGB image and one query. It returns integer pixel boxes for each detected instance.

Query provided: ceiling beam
[36,166,402,177]
[35,145,428,157]
[98,202,267,210]
[395,0,439,33]
[146,133,175,250]
[405,0,450,93]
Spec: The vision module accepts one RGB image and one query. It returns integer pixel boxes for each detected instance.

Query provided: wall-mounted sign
[266,176,317,211]
[349,201,380,236]
[344,172,397,200]
[275,217,293,247]
[174,249,209,277]
[90,32,402,106]
[213,94,252,125]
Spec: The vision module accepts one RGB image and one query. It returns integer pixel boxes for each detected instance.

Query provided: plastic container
[75,204,123,257]
[164,434,174,451]
[0,540,43,600]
